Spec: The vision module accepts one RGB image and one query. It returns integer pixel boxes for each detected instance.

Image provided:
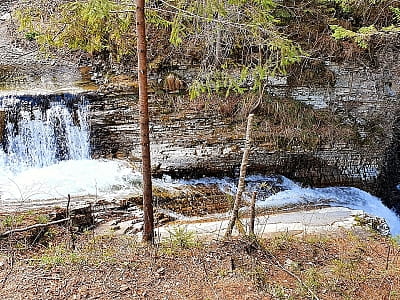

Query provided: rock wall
[88,93,384,190]
[88,36,400,204]
[0,1,89,94]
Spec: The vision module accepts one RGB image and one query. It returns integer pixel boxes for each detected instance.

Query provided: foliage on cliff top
[13,0,304,95]
[13,0,136,60]
[11,0,400,96]
[13,0,303,61]
[278,0,400,61]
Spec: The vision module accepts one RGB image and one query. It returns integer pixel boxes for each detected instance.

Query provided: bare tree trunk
[215,13,222,67]
[136,0,154,243]
[225,113,254,237]
[249,191,257,236]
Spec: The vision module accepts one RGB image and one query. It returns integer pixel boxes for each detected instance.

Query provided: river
[1,92,400,235]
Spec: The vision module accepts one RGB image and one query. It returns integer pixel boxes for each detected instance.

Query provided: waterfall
[0,92,141,208]
[0,93,90,172]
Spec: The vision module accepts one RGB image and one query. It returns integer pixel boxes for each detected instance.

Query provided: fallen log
[0,218,70,239]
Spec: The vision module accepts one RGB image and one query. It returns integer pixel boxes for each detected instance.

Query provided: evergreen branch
[110,4,273,34]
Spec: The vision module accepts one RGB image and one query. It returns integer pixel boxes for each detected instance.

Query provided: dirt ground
[0,209,399,300]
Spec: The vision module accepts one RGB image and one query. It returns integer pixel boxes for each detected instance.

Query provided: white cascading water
[0,94,141,209]
[171,175,400,235]
[3,98,90,171]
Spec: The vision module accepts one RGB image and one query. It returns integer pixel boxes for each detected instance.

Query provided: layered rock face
[88,42,400,203]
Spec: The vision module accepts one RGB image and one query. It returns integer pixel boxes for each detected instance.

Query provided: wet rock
[95,219,144,235]
[70,206,95,230]
[356,213,391,236]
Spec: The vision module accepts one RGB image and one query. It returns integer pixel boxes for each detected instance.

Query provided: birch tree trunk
[225,113,254,237]
[249,191,257,236]
[136,0,154,243]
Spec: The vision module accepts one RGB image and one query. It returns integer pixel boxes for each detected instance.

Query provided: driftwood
[0,218,70,239]
[0,195,140,239]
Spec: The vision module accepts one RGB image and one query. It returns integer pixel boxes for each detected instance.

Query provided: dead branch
[225,113,254,237]
[249,240,321,300]
[0,218,70,239]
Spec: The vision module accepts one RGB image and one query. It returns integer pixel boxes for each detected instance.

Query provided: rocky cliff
[87,36,400,210]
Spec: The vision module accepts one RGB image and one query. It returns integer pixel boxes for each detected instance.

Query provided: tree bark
[225,113,254,237]
[249,191,257,236]
[136,0,154,243]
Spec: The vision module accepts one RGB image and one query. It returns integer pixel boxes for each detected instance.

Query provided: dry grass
[186,93,360,151]
[1,214,399,300]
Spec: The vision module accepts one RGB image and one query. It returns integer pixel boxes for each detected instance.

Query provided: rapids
[1,92,399,235]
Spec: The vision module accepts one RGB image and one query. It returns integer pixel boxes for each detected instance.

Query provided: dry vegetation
[1,210,400,300]
[170,92,361,151]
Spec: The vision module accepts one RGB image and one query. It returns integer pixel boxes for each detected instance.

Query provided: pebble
[0,13,11,21]
[120,284,130,292]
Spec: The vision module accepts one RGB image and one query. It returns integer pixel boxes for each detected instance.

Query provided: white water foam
[170,175,400,235]
[0,159,142,206]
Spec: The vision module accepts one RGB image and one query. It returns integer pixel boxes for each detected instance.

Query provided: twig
[0,218,70,239]
[251,240,320,300]
[66,194,71,218]
[385,244,391,270]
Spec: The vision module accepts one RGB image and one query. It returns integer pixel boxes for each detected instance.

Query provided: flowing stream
[170,175,400,235]
[1,92,399,235]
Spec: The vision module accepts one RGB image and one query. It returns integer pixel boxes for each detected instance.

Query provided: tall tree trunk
[136,0,154,243]
[225,113,254,237]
